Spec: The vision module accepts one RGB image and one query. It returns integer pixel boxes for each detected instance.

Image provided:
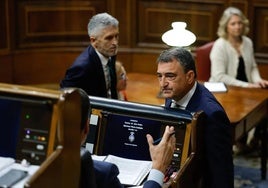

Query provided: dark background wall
[1,0,268,85]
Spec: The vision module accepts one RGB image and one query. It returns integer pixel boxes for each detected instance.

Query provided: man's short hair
[87,12,119,38]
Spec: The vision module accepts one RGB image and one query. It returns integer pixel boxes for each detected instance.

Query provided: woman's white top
[209,36,262,87]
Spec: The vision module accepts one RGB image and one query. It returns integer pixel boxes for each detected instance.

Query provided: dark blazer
[93,160,123,188]
[60,45,118,99]
[165,82,234,188]
[143,180,161,188]
[93,160,162,188]
[80,148,97,188]
[80,148,161,188]
[80,148,122,188]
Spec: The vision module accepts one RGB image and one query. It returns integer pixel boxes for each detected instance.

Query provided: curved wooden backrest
[0,84,84,188]
[0,83,82,187]
[168,111,206,188]
[24,88,82,187]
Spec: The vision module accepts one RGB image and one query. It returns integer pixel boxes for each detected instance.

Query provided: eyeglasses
[157,73,177,81]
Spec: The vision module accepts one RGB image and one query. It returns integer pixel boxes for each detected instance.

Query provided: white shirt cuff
[147,169,164,187]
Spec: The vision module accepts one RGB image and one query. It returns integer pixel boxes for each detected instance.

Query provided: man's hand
[146,126,176,173]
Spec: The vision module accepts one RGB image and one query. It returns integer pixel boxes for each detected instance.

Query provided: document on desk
[93,155,152,186]
[0,157,15,171]
[0,157,40,188]
[204,82,228,92]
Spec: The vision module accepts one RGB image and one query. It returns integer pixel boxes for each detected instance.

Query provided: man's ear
[186,70,195,83]
[84,119,90,135]
[81,119,90,145]
[90,36,96,43]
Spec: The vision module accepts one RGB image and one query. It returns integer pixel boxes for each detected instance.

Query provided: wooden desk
[126,73,268,179]
[213,86,268,180]
[213,86,267,140]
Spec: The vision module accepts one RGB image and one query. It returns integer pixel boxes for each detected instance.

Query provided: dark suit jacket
[165,82,234,188]
[60,45,118,99]
[93,160,123,188]
[80,148,97,188]
[80,148,161,188]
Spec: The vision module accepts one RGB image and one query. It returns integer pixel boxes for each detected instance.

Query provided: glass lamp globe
[162,22,196,47]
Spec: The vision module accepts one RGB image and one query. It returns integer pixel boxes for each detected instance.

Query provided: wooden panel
[0,55,13,83]
[0,0,10,54]
[258,63,268,80]
[253,6,268,52]
[137,1,224,48]
[16,1,106,49]
[117,49,161,73]
[109,0,135,47]
[230,0,248,15]
[132,53,159,74]
[13,51,80,84]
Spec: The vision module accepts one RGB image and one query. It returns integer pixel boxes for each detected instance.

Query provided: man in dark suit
[60,12,119,99]
[78,88,176,188]
[156,47,234,188]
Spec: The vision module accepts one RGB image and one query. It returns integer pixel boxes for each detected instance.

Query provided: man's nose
[159,77,168,86]
[112,37,119,45]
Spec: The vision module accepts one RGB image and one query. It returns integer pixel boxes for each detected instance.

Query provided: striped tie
[171,101,185,110]
[107,59,118,99]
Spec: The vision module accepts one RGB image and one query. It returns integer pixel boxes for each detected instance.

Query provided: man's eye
[166,74,176,78]
[156,73,177,81]
[166,75,174,78]
[165,74,177,80]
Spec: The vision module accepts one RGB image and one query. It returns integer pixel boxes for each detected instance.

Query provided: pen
[153,131,176,145]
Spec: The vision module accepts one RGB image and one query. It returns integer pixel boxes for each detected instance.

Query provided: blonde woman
[209,7,268,88]
[210,7,268,154]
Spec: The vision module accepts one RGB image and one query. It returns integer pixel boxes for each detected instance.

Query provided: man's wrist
[152,163,166,173]
[147,169,164,187]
